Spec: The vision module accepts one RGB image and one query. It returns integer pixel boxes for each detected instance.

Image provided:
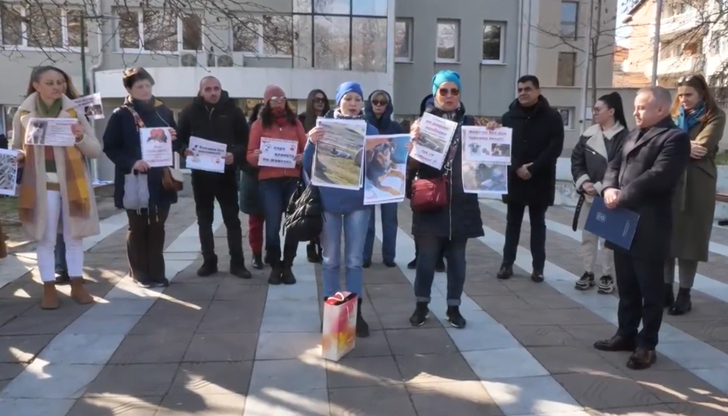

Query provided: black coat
[410,106,484,240]
[501,96,564,207]
[602,117,691,259]
[177,91,250,175]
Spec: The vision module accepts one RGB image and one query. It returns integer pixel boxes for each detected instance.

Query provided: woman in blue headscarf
[665,74,726,316]
[406,70,483,329]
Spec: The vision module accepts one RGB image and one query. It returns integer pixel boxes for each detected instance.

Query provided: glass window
[293,15,313,67]
[66,10,86,48]
[313,15,350,70]
[557,52,576,86]
[263,15,293,56]
[352,0,388,16]
[142,10,178,52]
[436,20,459,62]
[182,14,203,51]
[395,19,412,62]
[351,17,387,72]
[293,0,312,13]
[313,0,350,15]
[118,10,140,49]
[482,22,504,62]
[27,6,63,48]
[232,15,258,53]
[560,1,578,39]
[0,5,22,45]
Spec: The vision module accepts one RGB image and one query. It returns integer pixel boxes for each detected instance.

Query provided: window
[436,19,459,62]
[115,9,203,52]
[395,19,412,62]
[232,14,293,56]
[482,22,505,63]
[557,52,576,86]
[0,4,86,49]
[560,1,578,39]
[293,0,388,72]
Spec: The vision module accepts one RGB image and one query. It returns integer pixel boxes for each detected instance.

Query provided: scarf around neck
[36,98,63,117]
[333,109,365,120]
[675,102,705,132]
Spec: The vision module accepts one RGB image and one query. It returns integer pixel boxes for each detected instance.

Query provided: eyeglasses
[313,97,326,104]
[371,99,388,106]
[438,88,460,97]
[270,96,286,102]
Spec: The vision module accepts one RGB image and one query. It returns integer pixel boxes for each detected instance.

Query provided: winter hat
[432,70,462,96]
[263,84,285,105]
[336,82,364,105]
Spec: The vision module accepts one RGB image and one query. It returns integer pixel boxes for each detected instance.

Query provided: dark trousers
[414,241,446,261]
[502,202,547,271]
[414,236,468,306]
[126,208,169,283]
[55,232,67,273]
[192,171,244,263]
[258,177,299,263]
[614,251,664,349]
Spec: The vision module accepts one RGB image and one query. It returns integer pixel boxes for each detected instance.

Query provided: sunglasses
[313,97,326,104]
[371,99,388,106]
[438,88,460,97]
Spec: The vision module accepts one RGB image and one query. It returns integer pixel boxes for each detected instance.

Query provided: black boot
[252,253,264,270]
[268,261,283,285]
[497,264,513,280]
[197,255,218,277]
[407,258,417,270]
[306,241,321,263]
[281,245,297,285]
[356,297,370,338]
[664,283,675,309]
[446,305,466,328]
[409,302,429,326]
[230,256,252,279]
[668,288,692,316]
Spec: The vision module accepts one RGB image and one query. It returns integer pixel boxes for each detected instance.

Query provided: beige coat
[671,107,726,262]
[12,93,102,241]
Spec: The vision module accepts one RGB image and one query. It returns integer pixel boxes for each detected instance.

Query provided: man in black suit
[593,86,690,370]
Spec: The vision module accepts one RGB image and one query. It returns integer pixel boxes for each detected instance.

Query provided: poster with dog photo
[462,161,508,195]
[461,126,512,164]
[311,119,366,190]
[140,127,173,167]
[363,134,409,205]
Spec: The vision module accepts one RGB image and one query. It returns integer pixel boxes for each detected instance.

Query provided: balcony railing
[642,55,700,76]
[658,10,698,36]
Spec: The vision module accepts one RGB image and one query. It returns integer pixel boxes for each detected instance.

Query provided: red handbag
[410,175,449,212]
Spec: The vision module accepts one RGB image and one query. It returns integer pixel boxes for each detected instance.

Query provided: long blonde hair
[26,66,79,99]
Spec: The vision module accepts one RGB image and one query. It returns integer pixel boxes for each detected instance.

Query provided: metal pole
[580,0,595,133]
[80,14,89,95]
[651,0,663,86]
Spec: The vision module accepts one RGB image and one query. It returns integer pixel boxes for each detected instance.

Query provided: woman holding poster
[407,70,483,329]
[12,66,101,309]
[246,85,307,285]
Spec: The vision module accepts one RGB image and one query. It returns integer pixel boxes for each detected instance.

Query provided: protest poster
[0,148,19,196]
[311,119,366,190]
[259,137,298,169]
[72,93,105,120]
[186,136,227,173]
[24,118,77,146]
[462,126,512,164]
[140,127,173,167]
[462,162,509,195]
[363,134,409,205]
[409,112,457,169]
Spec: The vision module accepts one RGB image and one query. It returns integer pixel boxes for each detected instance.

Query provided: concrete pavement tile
[168,362,253,396]
[385,328,457,355]
[20,302,93,318]
[470,295,537,312]
[486,307,607,326]
[260,301,320,333]
[67,394,161,416]
[130,311,204,336]
[242,388,328,416]
[528,345,623,375]
[587,405,681,415]
[0,363,26,390]
[462,348,549,379]
[692,367,728,394]
[628,369,726,404]
[0,398,76,416]
[63,314,141,335]
[374,303,442,329]
[463,280,513,296]
[407,381,503,416]
[83,299,156,317]
[265,282,319,302]
[658,341,728,370]
[161,283,219,301]
[560,324,622,346]
[111,332,194,364]
[157,393,246,415]
[515,289,584,310]
[255,332,322,360]
[326,356,403,388]
[196,301,263,334]
[365,283,418,299]
[1,362,104,399]
[344,330,391,358]
[506,324,583,347]
[0,313,78,335]
[145,299,211,317]
[213,283,268,301]
[183,333,258,362]
[593,350,683,372]
[0,335,53,363]
[395,353,479,384]
[482,376,584,415]
[85,364,179,397]
[38,333,126,365]
[0,299,35,321]
[668,402,728,416]
[248,358,326,393]
[553,372,663,410]
[329,385,417,416]
[446,323,522,352]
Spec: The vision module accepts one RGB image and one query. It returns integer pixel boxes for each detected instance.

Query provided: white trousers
[37,190,84,282]
[578,200,614,276]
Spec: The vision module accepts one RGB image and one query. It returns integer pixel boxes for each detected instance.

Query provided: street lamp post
[651,0,664,86]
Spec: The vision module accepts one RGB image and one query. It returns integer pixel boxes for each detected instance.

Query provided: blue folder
[584,196,640,250]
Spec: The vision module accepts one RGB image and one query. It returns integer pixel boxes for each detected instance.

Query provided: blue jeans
[414,236,468,306]
[258,178,299,258]
[320,209,370,299]
[364,203,398,263]
[55,232,67,273]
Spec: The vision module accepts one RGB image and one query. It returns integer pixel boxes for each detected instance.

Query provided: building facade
[0,0,617,181]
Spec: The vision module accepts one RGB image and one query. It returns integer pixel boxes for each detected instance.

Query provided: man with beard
[178,76,251,279]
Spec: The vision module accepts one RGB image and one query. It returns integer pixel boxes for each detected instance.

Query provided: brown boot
[41,283,60,310]
[70,277,94,304]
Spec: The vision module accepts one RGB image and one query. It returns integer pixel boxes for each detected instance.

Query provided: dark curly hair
[260,100,298,129]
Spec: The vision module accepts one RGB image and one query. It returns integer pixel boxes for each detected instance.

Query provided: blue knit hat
[432,70,462,96]
[336,81,364,105]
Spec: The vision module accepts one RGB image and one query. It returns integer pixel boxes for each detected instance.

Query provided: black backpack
[284,171,324,242]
